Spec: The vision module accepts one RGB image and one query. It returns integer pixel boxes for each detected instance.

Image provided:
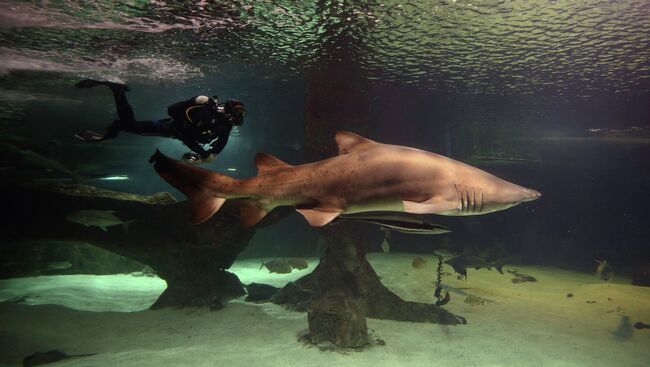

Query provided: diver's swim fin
[75,79,130,92]
[74,130,105,142]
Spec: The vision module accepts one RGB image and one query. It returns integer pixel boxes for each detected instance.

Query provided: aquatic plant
[434,254,450,306]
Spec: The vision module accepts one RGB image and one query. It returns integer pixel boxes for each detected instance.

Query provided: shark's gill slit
[472,189,477,213]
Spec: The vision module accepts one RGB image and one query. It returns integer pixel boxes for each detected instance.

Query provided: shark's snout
[521,188,541,202]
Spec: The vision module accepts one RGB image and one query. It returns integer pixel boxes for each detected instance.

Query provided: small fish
[634,322,650,330]
[445,255,504,280]
[260,259,292,274]
[337,212,451,235]
[287,258,308,270]
[66,210,134,232]
[507,269,537,283]
[595,260,613,281]
[43,261,72,271]
[411,257,426,269]
[464,294,493,306]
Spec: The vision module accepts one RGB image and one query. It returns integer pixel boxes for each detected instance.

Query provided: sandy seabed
[1,253,649,367]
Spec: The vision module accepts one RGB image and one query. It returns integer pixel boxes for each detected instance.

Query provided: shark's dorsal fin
[335,131,376,155]
[254,152,292,175]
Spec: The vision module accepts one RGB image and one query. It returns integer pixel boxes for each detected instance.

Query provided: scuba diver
[74,79,246,164]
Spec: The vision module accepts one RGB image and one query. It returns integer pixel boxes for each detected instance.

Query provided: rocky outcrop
[0,182,256,309]
[273,222,464,348]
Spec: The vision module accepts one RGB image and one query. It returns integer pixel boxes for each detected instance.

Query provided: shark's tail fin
[150,150,234,224]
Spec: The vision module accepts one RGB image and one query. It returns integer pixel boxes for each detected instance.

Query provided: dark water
[0,1,649,366]
[2,0,648,272]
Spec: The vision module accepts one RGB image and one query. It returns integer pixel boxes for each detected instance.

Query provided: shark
[149,131,541,227]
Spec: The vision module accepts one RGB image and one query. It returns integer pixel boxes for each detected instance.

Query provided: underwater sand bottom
[1,253,649,367]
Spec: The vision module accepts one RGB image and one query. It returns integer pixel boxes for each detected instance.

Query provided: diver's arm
[181,138,209,158]
[207,126,232,155]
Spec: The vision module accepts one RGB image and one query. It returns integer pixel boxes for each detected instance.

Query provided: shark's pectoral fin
[239,200,269,228]
[191,194,226,225]
[254,153,293,175]
[296,208,343,227]
[402,199,457,214]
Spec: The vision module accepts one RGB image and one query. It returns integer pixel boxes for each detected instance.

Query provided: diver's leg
[123,119,176,137]
[102,84,137,138]
[111,87,136,124]
[75,79,133,140]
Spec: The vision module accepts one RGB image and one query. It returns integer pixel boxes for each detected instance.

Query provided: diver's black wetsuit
[77,80,243,160]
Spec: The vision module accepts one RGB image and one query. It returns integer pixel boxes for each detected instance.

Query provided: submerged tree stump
[274,222,463,347]
[0,182,256,309]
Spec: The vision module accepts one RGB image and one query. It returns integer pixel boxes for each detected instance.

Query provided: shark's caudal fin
[150,150,232,224]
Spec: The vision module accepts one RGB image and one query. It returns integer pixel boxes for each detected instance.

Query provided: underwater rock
[411,257,426,269]
[23,350,68,367]
[273,222,463,330]
[245,283,280,302]
[0,182,258,309]
[22,350,96,367]
[1,241,146,279]
[631,264,650,287]
[306,291,369,349]
[271,281,313,310]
